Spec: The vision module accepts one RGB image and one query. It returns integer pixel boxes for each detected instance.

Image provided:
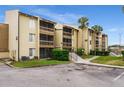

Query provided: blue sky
[0,5,124,45]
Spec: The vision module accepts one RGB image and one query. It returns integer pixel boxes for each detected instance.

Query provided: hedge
[90,50,110,56]
[52,48,69,61]
[76,48,84,56]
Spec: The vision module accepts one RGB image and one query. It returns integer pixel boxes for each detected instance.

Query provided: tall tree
[78,17,89,29]
[91,25,103,32]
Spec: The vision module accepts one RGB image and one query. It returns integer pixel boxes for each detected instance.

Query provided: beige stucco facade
[5,10,39,61]
[55,24,79,51]
[78,28,91,54]
[72,29,79,51]
[102,34,108,51]
[19,13,39,60]
[0,10,108,60]
[5,10,19,60]
[78,28,108,54]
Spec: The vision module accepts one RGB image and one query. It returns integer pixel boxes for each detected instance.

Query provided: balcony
[63,35,72,39]
[63,42,72,48]
[40,40,54,48]
[40,26,55,35]
[63,31,72,36]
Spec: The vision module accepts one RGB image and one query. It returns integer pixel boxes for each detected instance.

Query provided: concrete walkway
[69,52,124,69]
[69,53,90,63]
[86,56,99,61]
[69,53,99,63]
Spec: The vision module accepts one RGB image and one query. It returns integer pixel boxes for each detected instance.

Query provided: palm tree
[78,17,89,29]
[91,25,103,32]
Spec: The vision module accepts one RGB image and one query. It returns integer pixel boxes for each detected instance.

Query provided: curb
[0,59,20,69]
[5,62,20,69]
[75,62,124,69]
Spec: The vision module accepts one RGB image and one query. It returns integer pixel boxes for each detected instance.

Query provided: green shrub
[90,50,95,55]
[90,50,109,56]
[76,48,84,56]
[104,51,110,56]
[52,48,69,61]
[121,51,124,61]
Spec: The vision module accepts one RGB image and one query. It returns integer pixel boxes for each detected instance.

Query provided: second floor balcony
[40,26,55,36]
[40,40,54,48]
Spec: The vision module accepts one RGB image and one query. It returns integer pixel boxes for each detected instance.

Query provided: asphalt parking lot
[0,62,124,87]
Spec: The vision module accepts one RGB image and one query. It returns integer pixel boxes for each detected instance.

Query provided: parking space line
[113,72,124,81]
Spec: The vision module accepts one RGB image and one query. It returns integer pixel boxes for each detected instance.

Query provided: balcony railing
[40,40,54,46]
[40,26,54,32]
[63,31,72,36]
[63,42,72,47]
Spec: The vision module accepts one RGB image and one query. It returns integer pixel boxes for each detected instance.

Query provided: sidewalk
[86,56,99,61]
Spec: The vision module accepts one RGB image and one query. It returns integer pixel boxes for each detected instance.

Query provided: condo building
[78,28,108,54]
[55,24,79,51]
[0,10,108,61]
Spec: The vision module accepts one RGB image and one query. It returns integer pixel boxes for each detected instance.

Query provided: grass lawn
[82,55,94,59]
[11,59,70,68]
[92,56,124,66]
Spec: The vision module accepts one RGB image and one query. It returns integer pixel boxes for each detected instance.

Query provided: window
[96,41,99,44]
[29,33,35,42]
[29,48,35,56]
[29,19,36,30]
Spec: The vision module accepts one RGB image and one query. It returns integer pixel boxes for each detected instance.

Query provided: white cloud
[29,8,83,26]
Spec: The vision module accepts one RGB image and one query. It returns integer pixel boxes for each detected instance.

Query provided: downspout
[18,13,20,61]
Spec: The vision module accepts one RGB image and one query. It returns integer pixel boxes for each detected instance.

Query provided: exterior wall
[78,28,108,55]
[105,36,108,51]
[5,10,19,61]
[102,35,108,51]
[82,28,89,54]
[0,24,9,52]
[5,10,39,61]
[72,29,78,51]
[91,31,95,51]
[99,32,103,51]
[0,52,9,58]
[77,29,83,49]
[19,13,39,60]
[55,24,63,49]
[94,32,102,51]
[88,30,92,51]
[55,24,77,51]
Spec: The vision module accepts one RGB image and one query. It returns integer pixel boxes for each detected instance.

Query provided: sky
[0,5,124,46]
